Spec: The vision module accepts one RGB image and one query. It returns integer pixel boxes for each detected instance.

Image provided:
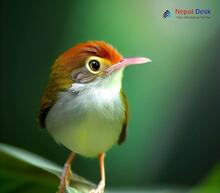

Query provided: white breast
[46,70,125,157]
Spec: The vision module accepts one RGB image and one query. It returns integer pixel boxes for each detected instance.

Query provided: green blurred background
[1,0,220,189]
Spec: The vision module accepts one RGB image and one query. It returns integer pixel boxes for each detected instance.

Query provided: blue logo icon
[162,10,171,18]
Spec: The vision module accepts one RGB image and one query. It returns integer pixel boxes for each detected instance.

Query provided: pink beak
[105,57,151,74]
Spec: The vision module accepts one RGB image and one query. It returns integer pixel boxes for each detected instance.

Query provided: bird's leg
[89,153,106,193]
[57,152,75,193]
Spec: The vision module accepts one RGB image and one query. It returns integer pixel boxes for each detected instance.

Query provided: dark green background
[1,0,220,189]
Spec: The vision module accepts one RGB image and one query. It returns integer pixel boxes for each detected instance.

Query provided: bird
[38,41,151,193]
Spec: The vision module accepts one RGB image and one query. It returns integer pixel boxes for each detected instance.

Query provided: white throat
[69,68,124,97]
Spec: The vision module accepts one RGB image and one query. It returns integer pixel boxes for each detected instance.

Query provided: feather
[118,89,128,145]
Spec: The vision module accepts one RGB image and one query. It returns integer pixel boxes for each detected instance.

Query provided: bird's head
[42,41,151,103]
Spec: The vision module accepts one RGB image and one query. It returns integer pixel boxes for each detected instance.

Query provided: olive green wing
[118,90,129,145]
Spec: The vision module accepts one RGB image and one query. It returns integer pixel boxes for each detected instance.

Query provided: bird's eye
[88,60,100,73]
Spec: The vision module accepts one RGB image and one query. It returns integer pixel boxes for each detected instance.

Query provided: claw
[89,180,105,193]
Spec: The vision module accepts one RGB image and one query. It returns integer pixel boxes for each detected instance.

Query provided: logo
[162,10,172,18]
[162,8,211,19]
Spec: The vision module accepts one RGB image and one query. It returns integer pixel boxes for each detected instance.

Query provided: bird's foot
[89,180,105,193]
[56,163,72,193]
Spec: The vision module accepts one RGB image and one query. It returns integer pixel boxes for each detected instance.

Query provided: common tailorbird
[38,41,151,193]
